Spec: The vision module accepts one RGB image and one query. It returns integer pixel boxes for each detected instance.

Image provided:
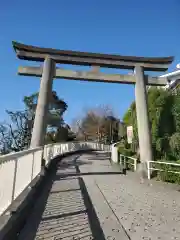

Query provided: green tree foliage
[0,91,73,154]
[172,94,180,132]
[123,87,180,161]
[169,133,180,160]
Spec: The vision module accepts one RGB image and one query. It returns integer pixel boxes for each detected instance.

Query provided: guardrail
[147,160,180,180]
[0,147,43,215]
[44,142,111,164]
[0,142,110,215]
[117,154,180,180]
[119,154,137,172]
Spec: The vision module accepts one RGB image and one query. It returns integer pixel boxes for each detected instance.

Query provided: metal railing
[147,160,180,180]
[119,154,137,171]
[118,154,180,180]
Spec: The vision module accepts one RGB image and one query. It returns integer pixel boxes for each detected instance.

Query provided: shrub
[169,133,180,160]
[118,146,134,157]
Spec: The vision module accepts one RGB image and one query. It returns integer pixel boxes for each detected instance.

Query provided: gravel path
[17,152,180,240]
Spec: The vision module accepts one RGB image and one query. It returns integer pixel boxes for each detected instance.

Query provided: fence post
[31,152,35,181]
[134,158,137,171]
[147,161,151,180]
[124,156,127,169]
[122,155,124,168]
[119,154,122,165]
[11,159,18,202]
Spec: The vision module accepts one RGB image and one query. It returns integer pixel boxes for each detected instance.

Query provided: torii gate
[12,41,173,167]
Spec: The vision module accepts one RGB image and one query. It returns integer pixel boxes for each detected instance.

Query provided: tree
[0,91,69,154]
[0,110,32,153]
[71,118,88,141]
[72,105,120,143]
[172,94,180,133]
[123,87,180,161]
[169,133,180,160]
[0,124,12,154]
[118,121,126,140]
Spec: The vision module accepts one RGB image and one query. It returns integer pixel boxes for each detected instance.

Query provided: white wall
[0,142,110,215]
[0,147,43,215]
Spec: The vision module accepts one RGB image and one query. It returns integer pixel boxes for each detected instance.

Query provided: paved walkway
[18,152,180,240]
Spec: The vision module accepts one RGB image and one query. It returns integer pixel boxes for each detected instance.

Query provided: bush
[169,133,180,160]
[118,146,134,157]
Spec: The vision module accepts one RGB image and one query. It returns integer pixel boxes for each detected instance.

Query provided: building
[167,79,180,95]
[160,67,180,95]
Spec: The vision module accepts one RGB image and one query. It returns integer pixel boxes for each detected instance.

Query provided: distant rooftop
[160,66,180,90]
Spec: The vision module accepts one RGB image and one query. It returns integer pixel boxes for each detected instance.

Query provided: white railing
[43,142,111,165]
[119,154,137,171]
[147,160,180,180]
[0,141,110,215]
[0,147,43,215]
[115,153,180,180]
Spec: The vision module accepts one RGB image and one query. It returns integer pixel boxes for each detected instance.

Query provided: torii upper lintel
[12,41,174,72]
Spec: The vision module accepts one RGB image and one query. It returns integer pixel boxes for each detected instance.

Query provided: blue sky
[0,0,179,125]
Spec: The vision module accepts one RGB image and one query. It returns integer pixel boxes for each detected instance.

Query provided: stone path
[18,152,180,240]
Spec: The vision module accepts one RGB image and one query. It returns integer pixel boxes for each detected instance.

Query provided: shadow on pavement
[78,177,106,240]
[54,152,123,179]
[17,151,106,240]
[56,172,123,178]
